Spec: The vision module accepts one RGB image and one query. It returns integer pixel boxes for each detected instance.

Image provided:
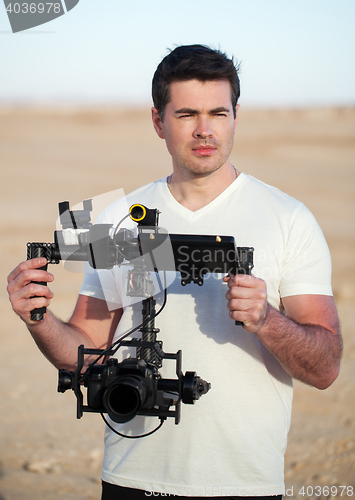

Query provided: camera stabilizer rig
[27,200,253,437]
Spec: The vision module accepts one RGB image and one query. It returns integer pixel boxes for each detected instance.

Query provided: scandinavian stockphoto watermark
[3,0,79,32]
[144,485,355,497]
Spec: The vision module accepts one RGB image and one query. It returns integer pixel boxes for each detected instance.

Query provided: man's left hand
[224,274,269,333]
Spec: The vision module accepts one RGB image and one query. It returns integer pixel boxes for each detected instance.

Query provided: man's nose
[193,117,213,139]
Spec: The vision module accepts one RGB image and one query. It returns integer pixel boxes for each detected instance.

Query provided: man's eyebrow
[174,108,198,115]
[210,107,230,114]
[174,107,231,115]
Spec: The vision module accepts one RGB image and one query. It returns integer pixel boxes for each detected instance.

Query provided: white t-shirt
[80,173,332,497]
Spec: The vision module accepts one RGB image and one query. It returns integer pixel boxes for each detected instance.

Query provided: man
[7,45,341,499]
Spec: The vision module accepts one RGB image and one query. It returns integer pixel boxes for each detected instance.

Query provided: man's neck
[167,163,239,212]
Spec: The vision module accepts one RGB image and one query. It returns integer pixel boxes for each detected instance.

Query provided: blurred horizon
[1,102,354,113]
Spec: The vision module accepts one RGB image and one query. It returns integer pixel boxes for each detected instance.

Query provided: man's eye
[215,113,227,117]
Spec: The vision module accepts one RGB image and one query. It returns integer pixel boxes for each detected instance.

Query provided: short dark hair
[152,44,240,120]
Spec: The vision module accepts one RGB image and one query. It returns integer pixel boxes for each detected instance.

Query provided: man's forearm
[254,304,342,389]
[28,310,97,371]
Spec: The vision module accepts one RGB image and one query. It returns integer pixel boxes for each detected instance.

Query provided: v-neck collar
[161,172,248,220]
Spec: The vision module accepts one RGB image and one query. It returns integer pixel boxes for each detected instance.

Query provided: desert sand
[0,106,354,500]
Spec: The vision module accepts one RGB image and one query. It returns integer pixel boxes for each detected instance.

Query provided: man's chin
[181,162,226,177]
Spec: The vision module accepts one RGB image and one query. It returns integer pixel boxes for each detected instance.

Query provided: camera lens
[103,377,148,424]
[57,369,73,393]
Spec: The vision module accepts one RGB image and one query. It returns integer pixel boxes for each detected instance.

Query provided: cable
[109,272,167,358]
[100,413,165,439]
[81,271,168,378]
[113,212,131,237]
[112,212,136,262]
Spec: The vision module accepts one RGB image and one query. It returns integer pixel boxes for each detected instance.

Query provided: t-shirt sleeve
[279,203,333,298]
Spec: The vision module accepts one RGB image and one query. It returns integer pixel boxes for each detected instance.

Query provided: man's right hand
[7,258,54,325]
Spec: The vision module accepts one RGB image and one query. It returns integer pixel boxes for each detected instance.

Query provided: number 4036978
[5,3,62,14]
[299,486,353,497]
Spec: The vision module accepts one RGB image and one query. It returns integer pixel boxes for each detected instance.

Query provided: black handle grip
[27,244,48,321]
[229,264,245,327]
[232,247,254,327]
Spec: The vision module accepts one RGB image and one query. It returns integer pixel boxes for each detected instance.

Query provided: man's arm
[224,274,342,390]
[7,258,122,371]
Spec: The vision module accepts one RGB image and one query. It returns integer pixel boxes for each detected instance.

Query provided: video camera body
[27,200,253,436]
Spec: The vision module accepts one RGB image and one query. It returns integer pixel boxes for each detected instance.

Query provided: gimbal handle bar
[27,242,60,321]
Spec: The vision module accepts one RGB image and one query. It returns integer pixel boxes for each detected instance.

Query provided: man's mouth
[192,145,217,156]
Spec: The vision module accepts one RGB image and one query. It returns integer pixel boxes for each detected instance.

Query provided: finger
[7,267,54,295]
[225,286,253,301]
[8,284,53,323]
[22,296,52,314]
[226,298,250,313]
[7,258,48,284]
[15,296,52,324]
[227,288,268,310]
[21,282,54,300]
[9,283,54,308]
[228,305,261,329]
[8,281,53,315]
[228,309,249,325]
[227,273,256,288]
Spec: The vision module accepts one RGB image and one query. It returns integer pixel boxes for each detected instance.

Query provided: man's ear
[233,104,240,132]
[151,107,165,139]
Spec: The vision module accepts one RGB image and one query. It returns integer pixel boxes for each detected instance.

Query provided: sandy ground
[0,106,354,500]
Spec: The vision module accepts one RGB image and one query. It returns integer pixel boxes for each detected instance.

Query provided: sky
[0,0,354,107]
